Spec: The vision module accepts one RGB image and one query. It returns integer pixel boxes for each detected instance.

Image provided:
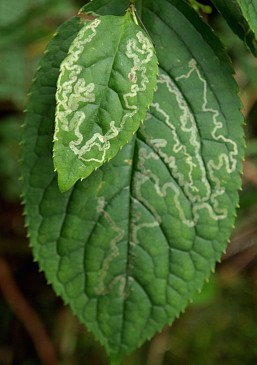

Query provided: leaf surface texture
[22,0,244,358]
[54,13,158,191]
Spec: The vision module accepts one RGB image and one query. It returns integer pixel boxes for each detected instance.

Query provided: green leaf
[21,15,84,263]
[211,0,257,56]
[54,13,158,192]
[22,0,244,360]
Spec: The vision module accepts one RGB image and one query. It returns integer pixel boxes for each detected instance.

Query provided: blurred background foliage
[0,0,257,364]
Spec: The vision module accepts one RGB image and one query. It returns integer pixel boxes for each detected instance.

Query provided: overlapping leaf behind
[211,0,257,56]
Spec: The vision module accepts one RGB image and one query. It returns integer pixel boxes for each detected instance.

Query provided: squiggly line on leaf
[95,197,125,295]
[54,19,101,140]
[70,30,154,164]
[137,61,238,227]
[55,19,155,167]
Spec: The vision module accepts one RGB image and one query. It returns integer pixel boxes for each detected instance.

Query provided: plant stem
[188,0,212,14]
[146,327,170,365]
[0,258,57,365]
[131,5,139,25]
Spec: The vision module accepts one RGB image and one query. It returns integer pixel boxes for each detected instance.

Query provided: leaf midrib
[119,135,137,347]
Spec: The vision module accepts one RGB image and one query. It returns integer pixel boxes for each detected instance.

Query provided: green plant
[21,0,256,363]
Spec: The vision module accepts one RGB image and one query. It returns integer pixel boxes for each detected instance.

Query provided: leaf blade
[22,0,244,359]
[54,13,158,192]
[21,16,84,289]
[211,0,257,56]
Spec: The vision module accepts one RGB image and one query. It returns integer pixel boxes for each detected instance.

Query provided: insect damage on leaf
[140,61,238,229]
[53,12,158,192]
[22,0,245,359]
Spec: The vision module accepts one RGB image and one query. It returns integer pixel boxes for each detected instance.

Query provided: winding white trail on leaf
[72,30,154,164]
[54,19,101,139]
[55,19,155,165]
[94,59,239,296]
[94,196,125,295]
[135,60,238,228]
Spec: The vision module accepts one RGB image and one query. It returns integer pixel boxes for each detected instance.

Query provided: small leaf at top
[53,12,158,192]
